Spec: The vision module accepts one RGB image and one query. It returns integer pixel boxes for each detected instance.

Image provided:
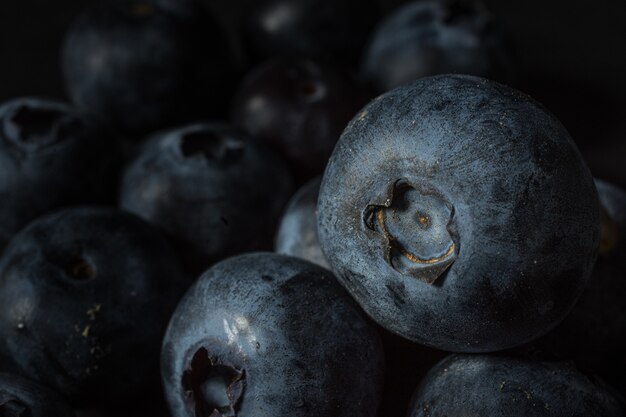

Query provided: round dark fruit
[318,74,600,352]
[408,354,625,416]
[119,123,293,273]
[0,207,189,407]
[162,253,384,417]
[361,0,513,92]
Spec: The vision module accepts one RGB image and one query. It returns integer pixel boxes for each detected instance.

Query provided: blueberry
[161,253,384,417]
[318,74,600,352]
[243,0,379,65]
[0,207,189,407]
[0,98,119,252]
[231,59,371,182]
[530,179,626,392]
[275,176,329,269]
[61,0,235,136]
[119,123,294,273]
[408,354,625,416]
[0,373,75,417]
[361,0,513,93]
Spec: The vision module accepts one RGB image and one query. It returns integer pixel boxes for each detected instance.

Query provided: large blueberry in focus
[275,177,329,269]
[0,98,119,252]
[533,179,626,392]
[231,59,371,182]
[0,373,75,417]
[0,208,189,407]
[408,354,625,416]
[243,0,379,65]
[162,253,384,417]
[360,0,513,93]
[119,124,293,273]
[61,0,235,135]
[318,74,600,352]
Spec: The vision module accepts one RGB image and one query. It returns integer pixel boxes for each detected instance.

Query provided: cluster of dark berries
[0,0,625,416]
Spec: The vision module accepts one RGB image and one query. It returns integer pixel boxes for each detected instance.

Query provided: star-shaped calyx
[181,347,245,417]
[364,179,458,284]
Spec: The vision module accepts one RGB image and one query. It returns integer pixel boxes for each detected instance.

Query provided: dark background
[1,0,625,181]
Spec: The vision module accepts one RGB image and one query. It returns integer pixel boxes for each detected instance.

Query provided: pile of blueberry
[1,0,625,415]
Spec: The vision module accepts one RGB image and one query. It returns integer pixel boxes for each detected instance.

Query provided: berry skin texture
[318,74,600,352]
[360,0,513,93]
[161,253,385,417]
[0,373,75,417]
[61,0,234,135]
[119,123,293,273]
[231,59,371,182]
[0,98,119,253]
[0,207,189,407]
[275,176,329,269]
[407,354,626,416]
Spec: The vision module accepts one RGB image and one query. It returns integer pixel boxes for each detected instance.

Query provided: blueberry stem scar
[376,209,456,265]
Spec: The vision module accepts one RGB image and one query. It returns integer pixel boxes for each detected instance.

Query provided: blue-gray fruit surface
[0,98,119,252]
[408,354,626,416]
[275,177,329,269]
[161,253,384,417]
[0,207,189,407]
[318,74,600,352]
[360,0,512,93]
[0,373,75,417]
[119,123,293,273]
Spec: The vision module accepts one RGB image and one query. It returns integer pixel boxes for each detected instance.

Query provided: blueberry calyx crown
[2,103,82,149]
[182,347,245,417]
[47,249,98,282]
[180,130,245,163]
[364,179,458,284]
[287,63,327,103]
[297,79,326,103]
[65,257,97,281]
[0,398,30,417]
